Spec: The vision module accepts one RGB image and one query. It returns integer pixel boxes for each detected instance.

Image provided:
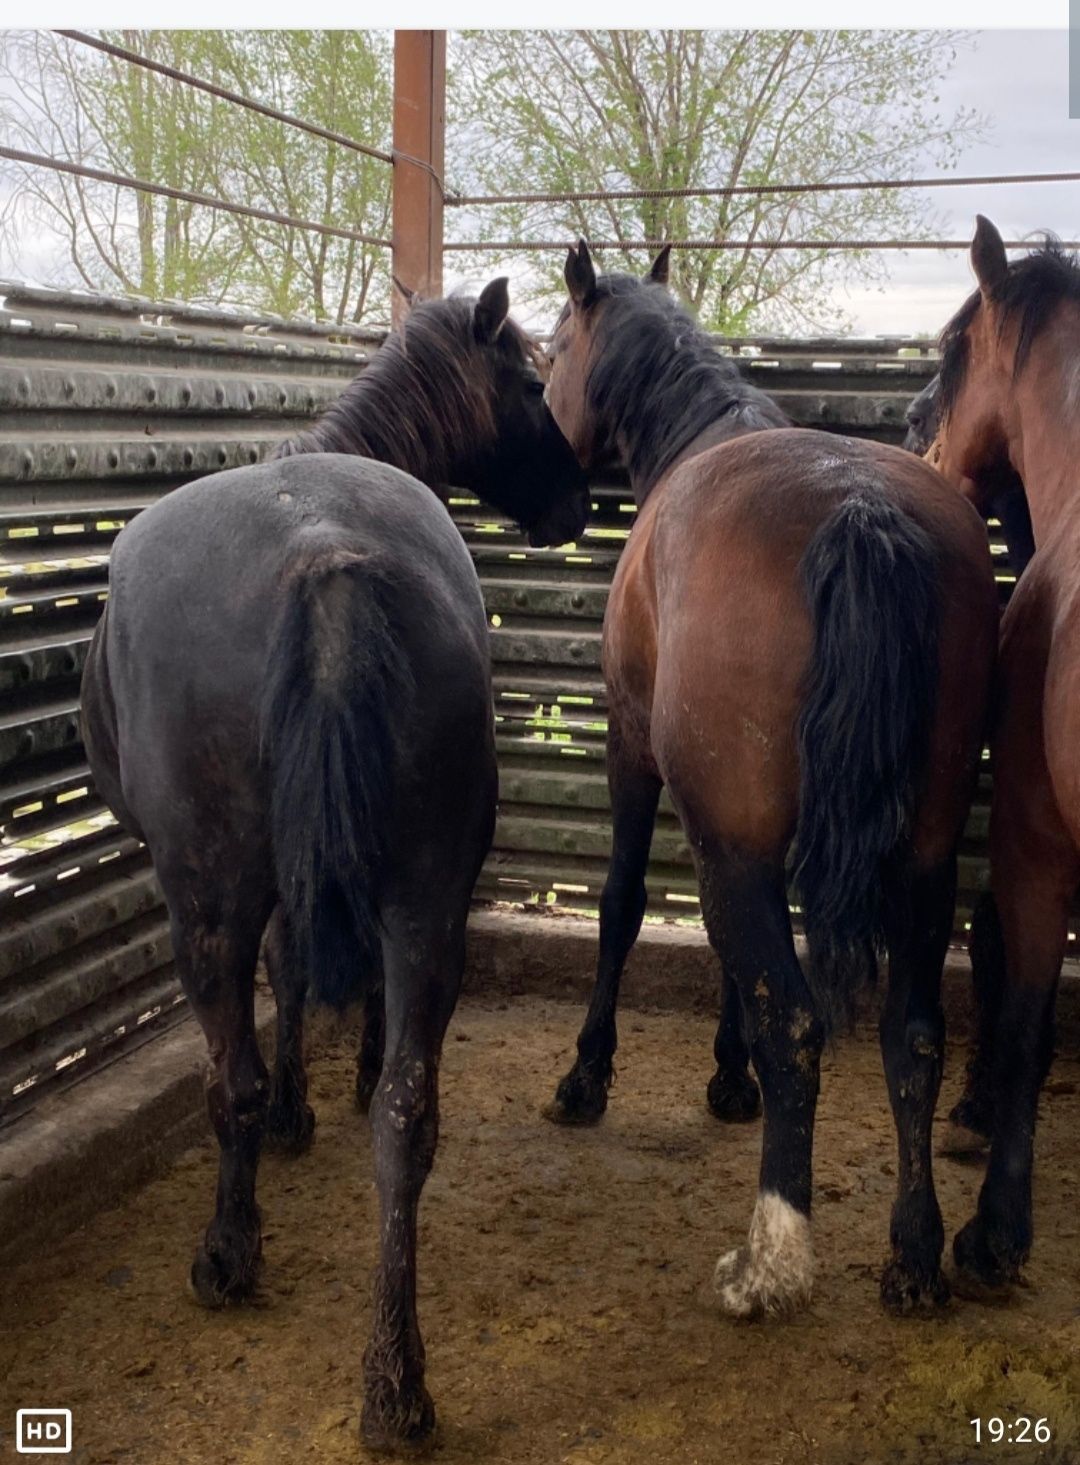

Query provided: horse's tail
[792,490,940,1031]
[260,549,412,1008]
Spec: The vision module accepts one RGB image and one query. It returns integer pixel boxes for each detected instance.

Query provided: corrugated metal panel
[0,283,375,1122]
[0,279,1008,1124]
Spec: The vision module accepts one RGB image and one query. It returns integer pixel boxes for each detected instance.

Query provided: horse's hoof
[706,1067,762,1123]
[952,1215,1024,1293]
[713,1193,815,1318]
[880,1257,950,1315]
[360,1380,436,1454]
[541,1066,609,1125]
[189,1234,261,1308]
[264,1098,316,1156]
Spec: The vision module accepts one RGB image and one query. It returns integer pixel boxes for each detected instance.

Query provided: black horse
[80,280,588,1451]
[259,284,586,1144]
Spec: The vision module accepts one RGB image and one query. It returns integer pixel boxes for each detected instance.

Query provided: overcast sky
[832,28,1077,335]
[442,28,1078,338]
[3,28,1075,339]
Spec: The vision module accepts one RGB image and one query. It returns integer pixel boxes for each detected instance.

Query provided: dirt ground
[3,995,1080,1465]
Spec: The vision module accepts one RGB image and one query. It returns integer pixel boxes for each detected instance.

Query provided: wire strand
[56,30,394,165]
[0,145,392,249]
[57,31,459,199]
[451,171,1080,207]
[445,236,1080,253]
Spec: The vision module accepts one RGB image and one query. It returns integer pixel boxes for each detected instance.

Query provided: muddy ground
[3,996,1079,1465]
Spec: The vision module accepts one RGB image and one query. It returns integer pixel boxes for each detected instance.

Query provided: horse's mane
[939,234,1080,418]
[275,296,536,480]
[577,272,789,491]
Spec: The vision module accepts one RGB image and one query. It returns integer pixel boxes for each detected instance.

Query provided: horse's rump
[619,432,994,1028]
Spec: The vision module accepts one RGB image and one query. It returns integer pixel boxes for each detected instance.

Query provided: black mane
[580,273,788,493]
[939,235,1080,419]
[275,296,536,480]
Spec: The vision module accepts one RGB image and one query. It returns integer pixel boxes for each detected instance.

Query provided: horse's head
[929,216,1024,518]
[447,279,589,547]
[902,375,942,458]
[544,243,784,504]
[544,241,673,473]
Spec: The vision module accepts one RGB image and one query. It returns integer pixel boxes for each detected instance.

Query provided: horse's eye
[525,378,546,396]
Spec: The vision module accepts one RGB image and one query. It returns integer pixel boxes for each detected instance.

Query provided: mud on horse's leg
[701,848,822,1317]
[264,906,316,1155]
[878,859,954,1313]
[546,736,661,1125]
[706,973,762,1122]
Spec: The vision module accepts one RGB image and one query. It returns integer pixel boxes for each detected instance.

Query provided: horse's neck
[656,416,763,487]
[1014,316,1080,545]
[625,393,767,506]
[319,369,451,487]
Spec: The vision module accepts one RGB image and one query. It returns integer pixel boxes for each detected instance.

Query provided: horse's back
[607,428,995,852]
[88,455,491,851]
[106,454,487,694]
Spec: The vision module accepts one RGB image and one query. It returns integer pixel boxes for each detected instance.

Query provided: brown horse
[543,241,997,1314]
[930,217,1080,1286]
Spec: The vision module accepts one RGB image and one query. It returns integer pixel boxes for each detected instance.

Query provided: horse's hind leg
[545,731,661,1124]
[700,845,822,1317]
[953,834,1078,1287]
[159,859,274,1306]
[878,858,954,1313]
[943,891,1003,1152]
[361,899,464,1451]
[264,906,316,1155]
[706,973,762,1122]
[355,960,386,1114]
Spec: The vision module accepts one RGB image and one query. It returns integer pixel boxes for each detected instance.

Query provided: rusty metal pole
[391,30,446,328]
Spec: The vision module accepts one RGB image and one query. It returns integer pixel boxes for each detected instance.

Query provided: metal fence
[0,280,1012,1126]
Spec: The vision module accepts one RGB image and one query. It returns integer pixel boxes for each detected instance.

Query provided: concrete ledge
[464,907,1080,1051]
[3,908,1078,1269]
[0,993,275,1269]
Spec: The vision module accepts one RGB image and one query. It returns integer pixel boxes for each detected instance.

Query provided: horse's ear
[392,274,418,309]
[474,276,510,343]
[972,215,1007,297]
[646,244,671,287]
[565,238,597,309]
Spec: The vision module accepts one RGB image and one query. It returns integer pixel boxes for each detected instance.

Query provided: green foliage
[0,30,393,323]
[0,28,985,331]
[449,30,984,333]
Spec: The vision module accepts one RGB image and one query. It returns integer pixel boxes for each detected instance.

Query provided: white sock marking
[713,1190,815,1318]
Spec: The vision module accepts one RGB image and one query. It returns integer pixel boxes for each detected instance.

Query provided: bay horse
[544,241,997,1315]
[80,280,588,1450]
[929,218,1080,1285]
[903,372,1033,1155]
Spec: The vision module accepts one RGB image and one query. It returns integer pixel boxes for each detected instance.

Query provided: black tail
[792,491,940,1030]
[260,550,412,1008]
